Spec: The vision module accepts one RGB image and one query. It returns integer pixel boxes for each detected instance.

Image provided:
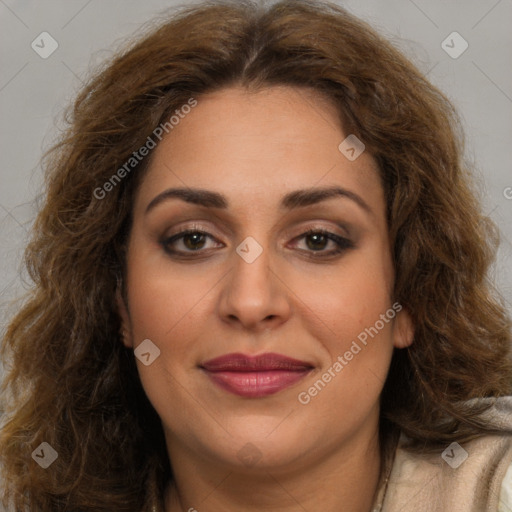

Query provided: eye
[161,229,223,255]
[291,229,354,257]
[160,228,354,259]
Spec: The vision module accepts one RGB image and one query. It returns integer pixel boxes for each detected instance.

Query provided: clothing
[372,396,512,512]
[153,397,512,511]
[499,463,512,512]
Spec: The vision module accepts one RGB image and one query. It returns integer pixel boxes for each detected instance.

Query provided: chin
[211,421,315,471]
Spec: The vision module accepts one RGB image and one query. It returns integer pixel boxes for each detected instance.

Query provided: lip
[200,352,314,398]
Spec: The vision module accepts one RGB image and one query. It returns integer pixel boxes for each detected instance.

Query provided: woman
[1,1,511,510]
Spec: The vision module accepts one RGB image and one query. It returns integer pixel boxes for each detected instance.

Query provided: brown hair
[1,0,511,510]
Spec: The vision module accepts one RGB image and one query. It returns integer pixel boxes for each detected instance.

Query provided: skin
[118,85,414,512]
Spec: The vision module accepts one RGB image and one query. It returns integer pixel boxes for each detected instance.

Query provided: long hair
[1,1,511,510]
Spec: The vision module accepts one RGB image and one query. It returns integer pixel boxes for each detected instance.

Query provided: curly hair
[1,0,511,510]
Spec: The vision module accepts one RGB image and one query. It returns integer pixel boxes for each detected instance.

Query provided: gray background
[1,0,511,347]
[0,2,511,509]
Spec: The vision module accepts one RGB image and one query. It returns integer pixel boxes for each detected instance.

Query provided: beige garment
[379,433,512,511]
[154,399,512,512]
[373,397,512,512]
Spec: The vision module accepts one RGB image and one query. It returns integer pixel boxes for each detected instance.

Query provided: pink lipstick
[200,352,313,398]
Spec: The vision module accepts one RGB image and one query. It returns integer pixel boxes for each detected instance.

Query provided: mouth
[200,352,314,398]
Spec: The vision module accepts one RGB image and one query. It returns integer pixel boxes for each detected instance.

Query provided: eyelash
[160,227,354,259]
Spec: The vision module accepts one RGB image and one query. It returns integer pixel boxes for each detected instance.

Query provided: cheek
[123,259,214,421]
[291,243,394,342]
[124,242,219,345]
[305,281,394,375]
[291,246,395,396]
[297,284,396,425]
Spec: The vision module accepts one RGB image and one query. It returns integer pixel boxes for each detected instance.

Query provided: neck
[163,423,385,512]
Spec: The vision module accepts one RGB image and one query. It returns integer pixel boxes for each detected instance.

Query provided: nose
[216,244,292,332]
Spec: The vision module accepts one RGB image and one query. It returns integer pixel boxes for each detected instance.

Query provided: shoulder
[382,396,512,512]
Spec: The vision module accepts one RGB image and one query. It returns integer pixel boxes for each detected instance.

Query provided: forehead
[134,85,383,217]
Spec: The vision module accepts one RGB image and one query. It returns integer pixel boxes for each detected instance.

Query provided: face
[118,85,413,473]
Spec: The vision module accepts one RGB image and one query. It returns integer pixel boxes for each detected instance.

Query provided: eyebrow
[145,186,373,215]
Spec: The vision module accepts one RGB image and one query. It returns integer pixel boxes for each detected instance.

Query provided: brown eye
[182,232,207,250]
[161,230,223,256]
[292,229,354,258]
[305,233,329,251]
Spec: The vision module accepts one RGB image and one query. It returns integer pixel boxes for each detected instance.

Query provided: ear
[116,287,134,349]
[392,305,414,349]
